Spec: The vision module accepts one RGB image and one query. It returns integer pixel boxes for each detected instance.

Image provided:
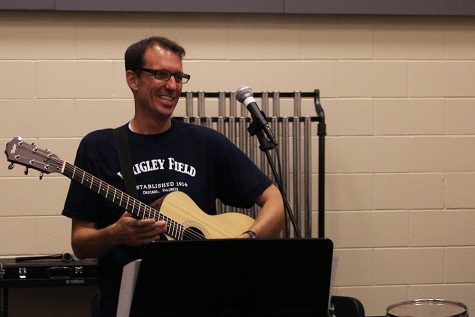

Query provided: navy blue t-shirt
[62,118,272,317]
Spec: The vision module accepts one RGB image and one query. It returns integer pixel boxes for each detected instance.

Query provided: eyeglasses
[138,67,191,84]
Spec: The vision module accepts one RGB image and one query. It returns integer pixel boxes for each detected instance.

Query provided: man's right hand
[71,212,167,259]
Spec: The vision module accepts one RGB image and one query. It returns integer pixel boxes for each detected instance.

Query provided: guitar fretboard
[61,161,185,240]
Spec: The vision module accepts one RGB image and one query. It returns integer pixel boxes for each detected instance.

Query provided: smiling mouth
[158,95,174,101]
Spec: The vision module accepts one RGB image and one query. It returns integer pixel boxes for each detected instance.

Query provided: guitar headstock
[4,137,63,175]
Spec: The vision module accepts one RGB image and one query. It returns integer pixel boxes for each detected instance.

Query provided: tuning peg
[39,172,44,180]
[8,162,15,170]
[24,167,29,175]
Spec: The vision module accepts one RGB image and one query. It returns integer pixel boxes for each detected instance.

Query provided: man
[62,36,284,316]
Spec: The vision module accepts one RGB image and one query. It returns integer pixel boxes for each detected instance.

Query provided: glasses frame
[138,67,191,84]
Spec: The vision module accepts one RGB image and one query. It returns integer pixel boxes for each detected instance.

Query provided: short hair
[124,36,186,71]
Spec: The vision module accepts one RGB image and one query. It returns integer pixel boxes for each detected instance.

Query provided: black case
[0,257,98,287]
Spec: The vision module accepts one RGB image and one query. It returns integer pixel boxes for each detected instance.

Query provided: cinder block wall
[1,11,474,316]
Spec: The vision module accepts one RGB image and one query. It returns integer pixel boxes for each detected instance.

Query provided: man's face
[132,45,183,121]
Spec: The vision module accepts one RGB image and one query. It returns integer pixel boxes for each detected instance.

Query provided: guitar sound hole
[183,227,206,240]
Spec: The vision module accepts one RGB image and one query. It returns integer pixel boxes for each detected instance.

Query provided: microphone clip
[247,111,277,151]
[235,85,278,150]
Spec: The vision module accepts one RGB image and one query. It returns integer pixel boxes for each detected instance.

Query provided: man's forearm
[71,220,118,259]
[251,185,285,238]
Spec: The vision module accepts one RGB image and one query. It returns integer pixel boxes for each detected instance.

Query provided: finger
[132,220,167,232]
[129,228,167,246]
[137,225,167,239]
[133,218,160,227]
[133,231,164,245]
[122,211,134,219]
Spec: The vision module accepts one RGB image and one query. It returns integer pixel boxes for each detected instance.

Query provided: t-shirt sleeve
[212,133,273,209]
[62,130,119,225]
[62,137,101,222]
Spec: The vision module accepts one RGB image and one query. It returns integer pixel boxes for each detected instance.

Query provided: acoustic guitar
[5,137,255,240]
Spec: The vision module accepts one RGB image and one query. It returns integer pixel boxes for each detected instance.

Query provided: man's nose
[165,75,178,89]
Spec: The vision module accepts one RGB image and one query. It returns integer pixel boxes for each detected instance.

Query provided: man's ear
[126,70,139,91]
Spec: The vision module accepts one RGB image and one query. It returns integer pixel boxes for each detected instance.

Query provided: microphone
[235,85,278,146]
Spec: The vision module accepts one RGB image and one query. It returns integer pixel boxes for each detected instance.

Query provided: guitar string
[65,163,205,240]
[26,144,205,240]
[31,149,206,240]
[61,162,206,240]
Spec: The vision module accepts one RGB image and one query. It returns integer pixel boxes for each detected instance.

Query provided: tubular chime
[177,90,325,238]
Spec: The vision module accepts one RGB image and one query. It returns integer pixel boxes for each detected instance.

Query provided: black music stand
[123,238,333,317]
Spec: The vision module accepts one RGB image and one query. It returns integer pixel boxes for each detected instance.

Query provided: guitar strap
[114,123,168,243]
[113,123,138,198]
[113,124,149,256]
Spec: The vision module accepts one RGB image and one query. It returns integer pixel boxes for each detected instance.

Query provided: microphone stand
[247,117,302,238]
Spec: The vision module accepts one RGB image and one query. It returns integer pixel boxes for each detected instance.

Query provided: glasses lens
[154,69,171,80]
[173,74,185,84]
[177,74,190,84]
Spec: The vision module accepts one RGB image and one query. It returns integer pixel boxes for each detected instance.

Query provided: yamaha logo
[65,279,85,285]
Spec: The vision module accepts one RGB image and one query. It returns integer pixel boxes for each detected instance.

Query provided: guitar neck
[61,161,183,239]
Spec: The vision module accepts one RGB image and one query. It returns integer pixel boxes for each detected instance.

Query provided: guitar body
[151,191,255,240]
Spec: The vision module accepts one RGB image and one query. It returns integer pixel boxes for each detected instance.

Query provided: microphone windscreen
[235,85,253,103]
